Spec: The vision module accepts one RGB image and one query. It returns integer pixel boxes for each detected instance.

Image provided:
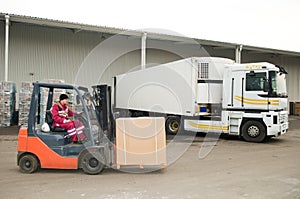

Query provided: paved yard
[0,117,299,198]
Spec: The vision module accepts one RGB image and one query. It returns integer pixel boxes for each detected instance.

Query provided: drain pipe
[235,44,243,64]
[141,32,147,70]
[4,15,10,81]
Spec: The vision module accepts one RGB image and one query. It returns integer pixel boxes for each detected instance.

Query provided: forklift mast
[92,85,114,142]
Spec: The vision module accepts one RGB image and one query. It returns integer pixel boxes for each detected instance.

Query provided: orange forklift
[17,82,115,174]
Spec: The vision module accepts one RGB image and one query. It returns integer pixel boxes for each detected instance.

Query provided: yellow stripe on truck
[188,121,228,131]
[234,96,279,106]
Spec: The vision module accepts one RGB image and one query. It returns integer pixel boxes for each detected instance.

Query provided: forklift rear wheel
[19,154,38,174]
[166,116,181,135]
[82,152,105,175]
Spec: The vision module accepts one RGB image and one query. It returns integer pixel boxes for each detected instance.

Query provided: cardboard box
[295,102,300,115]
[116,117,167,168]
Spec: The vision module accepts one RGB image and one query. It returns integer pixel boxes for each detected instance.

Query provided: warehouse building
[0,13,300,112]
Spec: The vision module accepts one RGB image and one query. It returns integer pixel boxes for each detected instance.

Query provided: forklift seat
[45,110,67,132]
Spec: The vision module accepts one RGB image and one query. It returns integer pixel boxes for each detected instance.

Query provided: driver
[52,94,86,143]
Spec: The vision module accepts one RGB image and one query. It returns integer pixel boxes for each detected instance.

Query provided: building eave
[1,13,300,58]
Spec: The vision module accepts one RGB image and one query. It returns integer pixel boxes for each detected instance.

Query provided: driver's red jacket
[51,103,85,142]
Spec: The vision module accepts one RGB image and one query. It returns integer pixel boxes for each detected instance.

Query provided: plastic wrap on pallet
[18,82,34,126]
[18,80,69,125]
[39,88,46,124]
[42,79,65,84]
[0,81,16,127]
[0,81,16,92]
[39,84,66,124]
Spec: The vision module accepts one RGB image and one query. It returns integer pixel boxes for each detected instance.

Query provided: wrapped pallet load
[115,117,167,169]
[0,81,16,127]
[19,82,34,126]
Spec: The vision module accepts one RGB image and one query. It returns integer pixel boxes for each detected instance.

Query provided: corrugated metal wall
[203,46,236,60]
[0,22,199,88]
[0,21,300,107]
[242,52,300,102]
[6,22,101,85]
[97,39,211,84]
[284,61,300,102]
[99,49,181,84]
[0,21,5,79]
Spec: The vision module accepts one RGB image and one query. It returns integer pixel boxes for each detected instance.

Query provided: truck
[113,57,289,142]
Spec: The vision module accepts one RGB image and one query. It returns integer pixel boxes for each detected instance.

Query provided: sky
[1,0,300,52]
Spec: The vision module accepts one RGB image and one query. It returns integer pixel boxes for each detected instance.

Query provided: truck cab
[222,62,288,142]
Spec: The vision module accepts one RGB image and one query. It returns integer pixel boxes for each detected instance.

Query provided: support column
[141,32,147,70]
[235,44,243,64]
[4,15,10,81]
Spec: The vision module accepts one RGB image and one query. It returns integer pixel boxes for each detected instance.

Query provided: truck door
[242,71,269,110]
[230,71,244,108]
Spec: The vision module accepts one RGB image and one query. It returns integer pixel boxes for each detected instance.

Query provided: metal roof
[1,13,300,57]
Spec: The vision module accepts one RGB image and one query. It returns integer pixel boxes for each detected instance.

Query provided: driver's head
[59,94,69,105]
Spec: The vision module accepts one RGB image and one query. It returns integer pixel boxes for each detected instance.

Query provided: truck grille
[198,63,209,79]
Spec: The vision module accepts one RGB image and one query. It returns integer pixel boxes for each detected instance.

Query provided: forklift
[17,82,115,175]
[17,82,166,174]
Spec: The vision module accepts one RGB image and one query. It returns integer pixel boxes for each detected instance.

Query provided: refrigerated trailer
[113,57,289,142]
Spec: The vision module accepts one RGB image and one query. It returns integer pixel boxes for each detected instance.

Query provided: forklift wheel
[19,154,38,174]
[82,152,105,175]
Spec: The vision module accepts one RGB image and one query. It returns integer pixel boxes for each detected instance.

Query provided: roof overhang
[1,13,300,58]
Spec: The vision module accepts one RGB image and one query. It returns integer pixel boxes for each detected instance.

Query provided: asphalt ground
[0,117,299,198]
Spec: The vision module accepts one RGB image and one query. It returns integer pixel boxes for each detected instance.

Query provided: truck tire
[82,152,105,175]
[19,154,38,174]
[166,116,181,135]
[241,120,266,143]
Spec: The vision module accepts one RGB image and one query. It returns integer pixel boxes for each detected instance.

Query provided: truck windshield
[269,71,287,97]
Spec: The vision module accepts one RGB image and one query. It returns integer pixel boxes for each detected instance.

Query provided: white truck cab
[224,62,288,141]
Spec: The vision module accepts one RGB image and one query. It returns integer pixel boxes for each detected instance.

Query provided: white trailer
[113,57,289,142]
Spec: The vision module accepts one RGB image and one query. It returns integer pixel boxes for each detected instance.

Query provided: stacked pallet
[40,79,65,124]
[41,79,76,107]
[295,102,300,116]
[42,79,65,84]
[0,81,16,127]
[18,82,34,126]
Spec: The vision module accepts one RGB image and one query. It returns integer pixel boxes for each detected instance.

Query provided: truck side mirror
[263,79,270,92]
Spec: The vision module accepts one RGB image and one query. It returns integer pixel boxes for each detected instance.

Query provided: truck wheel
[166,116,181,135]
[242,120,266,142]
[19,154,38,173]
[82,152,105,175]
